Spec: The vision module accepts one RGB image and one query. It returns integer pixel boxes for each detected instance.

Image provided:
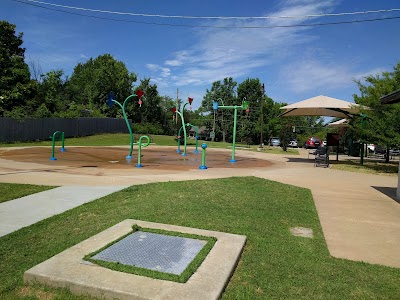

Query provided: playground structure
[172,97,194,157]
[177,123,199,154]
[213,98,249,162]
[107,90,151,167]
[49,131,66,161]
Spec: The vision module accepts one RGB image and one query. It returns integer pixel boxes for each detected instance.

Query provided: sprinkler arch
[173,97,194,156]
[50,131,66,161]
[176,123,199,154]
[107,90,150,160]
[213,98,249,162]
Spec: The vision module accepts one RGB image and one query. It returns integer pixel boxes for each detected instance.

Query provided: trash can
[349,142,361,157]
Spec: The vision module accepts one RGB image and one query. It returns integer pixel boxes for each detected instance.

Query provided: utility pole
[259,83,265,149]
[176,88,179,124]
[212,109,216,142]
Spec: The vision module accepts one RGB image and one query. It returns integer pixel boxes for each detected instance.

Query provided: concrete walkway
[0,185,128,237]
[0,147,399,268]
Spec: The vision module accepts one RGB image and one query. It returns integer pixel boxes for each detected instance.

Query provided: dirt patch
[0,146,273,171]
[18,286,54,300]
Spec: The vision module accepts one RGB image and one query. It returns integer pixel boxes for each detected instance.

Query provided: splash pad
[0,146,272,171]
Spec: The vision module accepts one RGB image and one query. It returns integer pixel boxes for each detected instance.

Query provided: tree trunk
[385,148,390,163]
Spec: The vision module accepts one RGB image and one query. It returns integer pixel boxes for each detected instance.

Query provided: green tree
[159,95,177,135]
[33,103,51,118]
[265,97,288,141]
[36,70,67,114]
[353,61,400,162]
[201,77,237,142]
[0,20,37,117]
[237,78,264,144]
[132,78,163,124]
[67,54,137,117]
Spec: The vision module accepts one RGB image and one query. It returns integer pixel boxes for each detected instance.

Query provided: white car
[288,140,298,147]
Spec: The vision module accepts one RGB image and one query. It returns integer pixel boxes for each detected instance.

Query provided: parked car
[305,137,321,149]
[270,137,281,146]
[367,144,375,153]
[389,149,400,156]
[288,139,298,147]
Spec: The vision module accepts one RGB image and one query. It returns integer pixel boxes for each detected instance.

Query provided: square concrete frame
[24,219,246,300]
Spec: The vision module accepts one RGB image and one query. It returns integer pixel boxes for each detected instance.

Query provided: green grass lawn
[331,159,399,176]
[0,177,398,299]
[0,133,299,155]
[0,183,55,204]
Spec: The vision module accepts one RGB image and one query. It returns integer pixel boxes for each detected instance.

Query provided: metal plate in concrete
[92,231,207,275]
[24,219,247,300]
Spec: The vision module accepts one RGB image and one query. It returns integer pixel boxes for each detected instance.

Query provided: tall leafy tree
[0,20,37,117]
[131,78,163,125]
[201,77,237,142]
[353,61,400,162]
[237,78,264,144]
[67,54,137,117]
[37,70,67,114]
[266,97,289,143]
[159,95,177,135]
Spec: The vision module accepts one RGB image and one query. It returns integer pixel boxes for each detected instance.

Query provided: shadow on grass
[330,159,398,174]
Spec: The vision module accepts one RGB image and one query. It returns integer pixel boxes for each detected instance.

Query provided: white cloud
[279,60,389,94]
[146,64,159,71]
[155,0,339,89]
[279,60,353,92]
[353,68,387,81]
[164,60,182,66]
[164,51,190,67]
[146,64,171,77]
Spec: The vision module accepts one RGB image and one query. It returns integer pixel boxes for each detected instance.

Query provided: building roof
[381,89,400,104]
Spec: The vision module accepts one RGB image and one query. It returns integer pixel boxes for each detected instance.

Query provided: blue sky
[1,0,400,110]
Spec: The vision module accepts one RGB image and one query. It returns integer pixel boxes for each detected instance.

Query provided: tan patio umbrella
[280,95,362,118]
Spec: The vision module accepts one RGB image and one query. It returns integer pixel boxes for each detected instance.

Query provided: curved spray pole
[50,131,66,161]
[177,123,199,154]
[135,135,151,168]
[173,97,193,156]
[213,97,249,162]
[107,90,144,159]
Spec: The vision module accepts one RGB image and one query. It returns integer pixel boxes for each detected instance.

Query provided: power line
[20,0,400,20]
[11,0,400,29]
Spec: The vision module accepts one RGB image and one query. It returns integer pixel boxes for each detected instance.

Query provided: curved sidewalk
[0,147,399,268]
[0,185,128,237]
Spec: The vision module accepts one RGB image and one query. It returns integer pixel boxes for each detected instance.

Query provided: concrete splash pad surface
[0,146,272,171]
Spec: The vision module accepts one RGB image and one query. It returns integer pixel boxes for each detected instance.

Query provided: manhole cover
[91,231,207,275]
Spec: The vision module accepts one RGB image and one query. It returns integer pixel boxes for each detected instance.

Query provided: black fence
[0,117,132,143]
